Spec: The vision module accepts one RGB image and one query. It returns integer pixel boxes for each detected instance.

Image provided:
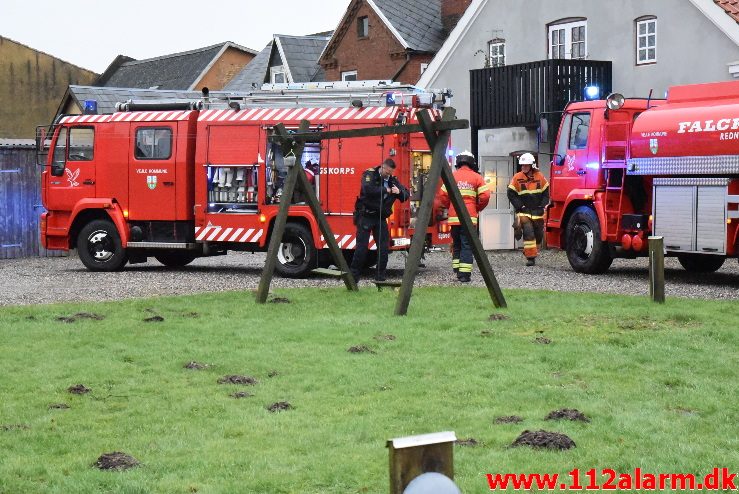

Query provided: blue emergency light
[584,86,600,100]
[83,100,98,115]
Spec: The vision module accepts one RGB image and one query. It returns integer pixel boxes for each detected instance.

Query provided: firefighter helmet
[455,150,477,170]
[518,152,538,169]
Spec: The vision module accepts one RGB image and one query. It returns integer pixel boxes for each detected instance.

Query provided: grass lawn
[0,287,737,493]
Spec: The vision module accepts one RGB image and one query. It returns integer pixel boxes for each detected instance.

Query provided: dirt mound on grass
[231,392,253,399]
[545,408,590,422]
[218,375,258,385]
[184,361,209,370]
[1,424,30,431]
[534,336,552,344]
[56,312,105,323]
[494,415,524,424]
[348,345,375,354]
[48,403,70,410]
[269,297,291,304]
[373,334,396,341]
[67,384,91,394]
[267,401,293,412]
[488,313,509,321]
[93,452,139,470]
[455,437,479,447]
[267,370,279,378]
[143,315,164,322]
[511,430,575,450]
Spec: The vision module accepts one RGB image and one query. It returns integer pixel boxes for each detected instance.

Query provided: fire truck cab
[40,82,453,276]
[546,80,739,274]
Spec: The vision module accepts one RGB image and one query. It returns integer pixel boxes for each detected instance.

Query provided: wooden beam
[394,108,454,316]
[439,162,506,308]
[255,121,309,303]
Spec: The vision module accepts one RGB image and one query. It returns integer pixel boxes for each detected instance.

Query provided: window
[270,66,286,84]
[636,17,657,64]
[488,39,505,67]
[68,128,94,161]
[342,70,358,82]
[357,16,369,38]
[135,128,172,160]
[548,20,587,59]
[568,113,591,150]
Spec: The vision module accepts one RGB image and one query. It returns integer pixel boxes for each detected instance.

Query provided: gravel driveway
[2,248,738,307]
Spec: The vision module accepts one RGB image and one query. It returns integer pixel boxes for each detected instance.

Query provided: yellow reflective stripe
[460,190,477,197]
[447,217,478,224]
[458,263,473,273]
[441,185,447,192]
[540,182,549,191]
[508,184,518,192]
[517,213,544,220]
[477,185,489,193]
[452,260,460,268]
[517,188,547,195]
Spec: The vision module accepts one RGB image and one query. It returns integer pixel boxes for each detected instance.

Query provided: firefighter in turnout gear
[508,153,549,266]
[436,151,490,282]
[350,158,409,283]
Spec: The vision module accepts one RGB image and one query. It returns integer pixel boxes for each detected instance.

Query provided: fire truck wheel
[77,220,128,272]
[275,223,316,278]
[154,251,197,268]
[565,206,613,274]
[677,254,725,273]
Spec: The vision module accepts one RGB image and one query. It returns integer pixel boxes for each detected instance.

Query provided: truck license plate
[393,238,411,247]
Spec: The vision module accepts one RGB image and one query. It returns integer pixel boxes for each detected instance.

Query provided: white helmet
[518,152,538,169]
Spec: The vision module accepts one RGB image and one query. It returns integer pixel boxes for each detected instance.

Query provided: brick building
[319,0,471,84]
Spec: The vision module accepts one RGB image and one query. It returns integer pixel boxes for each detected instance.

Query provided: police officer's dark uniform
[350,158,409,282]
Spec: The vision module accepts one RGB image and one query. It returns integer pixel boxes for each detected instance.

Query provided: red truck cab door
[45,126,97,212]
[128,124,177,220]
[550,111,593,202]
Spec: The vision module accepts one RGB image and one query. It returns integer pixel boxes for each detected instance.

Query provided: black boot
[526,258,536,267]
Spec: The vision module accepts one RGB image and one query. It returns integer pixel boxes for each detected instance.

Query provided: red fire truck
[39,82,452,276]
[546,80,739,274]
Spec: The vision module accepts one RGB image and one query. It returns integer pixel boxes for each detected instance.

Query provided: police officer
[507,153,549,266]
[436,151,490,282]
[350,158,409,283]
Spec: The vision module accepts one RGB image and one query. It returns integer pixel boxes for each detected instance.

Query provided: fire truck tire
[154,251,197,268]
[275,223,316,278]
[77,220,128,272]
[565,206,613,274]
[677,254,725,273]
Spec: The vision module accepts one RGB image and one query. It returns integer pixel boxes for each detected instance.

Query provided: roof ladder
[600,121,631,241]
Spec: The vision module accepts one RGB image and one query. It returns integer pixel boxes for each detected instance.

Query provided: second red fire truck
[545,80,739,274]
[39,82,452,276]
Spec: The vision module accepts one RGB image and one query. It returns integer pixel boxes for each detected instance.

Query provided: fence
[0,139,65,259]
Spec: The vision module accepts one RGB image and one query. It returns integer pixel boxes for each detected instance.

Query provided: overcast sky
[4,0,351,73]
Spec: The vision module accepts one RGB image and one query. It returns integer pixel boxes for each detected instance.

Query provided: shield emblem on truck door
[147,175,157,190]
[650,138,659,155]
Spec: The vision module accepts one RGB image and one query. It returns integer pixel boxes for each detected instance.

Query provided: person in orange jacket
[507,153,549,266]
[436,151,490,282]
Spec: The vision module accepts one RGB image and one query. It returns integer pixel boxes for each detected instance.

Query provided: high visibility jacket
[507,170,549,220]
[437,165,490,226]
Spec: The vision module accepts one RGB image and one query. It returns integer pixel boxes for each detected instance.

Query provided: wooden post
[394,109,453,316]
[648,236,665,303]
[255,122,309,303]
[439,162,506,308]
[394,109,506,315]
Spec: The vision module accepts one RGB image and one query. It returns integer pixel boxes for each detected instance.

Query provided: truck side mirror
[539,117,549,144]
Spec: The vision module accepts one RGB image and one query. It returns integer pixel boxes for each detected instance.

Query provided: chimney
[441,0,472,36]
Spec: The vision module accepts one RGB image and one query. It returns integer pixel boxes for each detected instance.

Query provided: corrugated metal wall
[0,142,65,258]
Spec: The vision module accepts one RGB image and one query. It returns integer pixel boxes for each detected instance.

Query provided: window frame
[134,127,173,161]
[636,17,657,65]
[548,19,587,60]
[270,66,287,84]
[341,70,358,82]
[67,127,95,162]
[357,16,369,38]
[568,112,591,150]
[488,38,505,67]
